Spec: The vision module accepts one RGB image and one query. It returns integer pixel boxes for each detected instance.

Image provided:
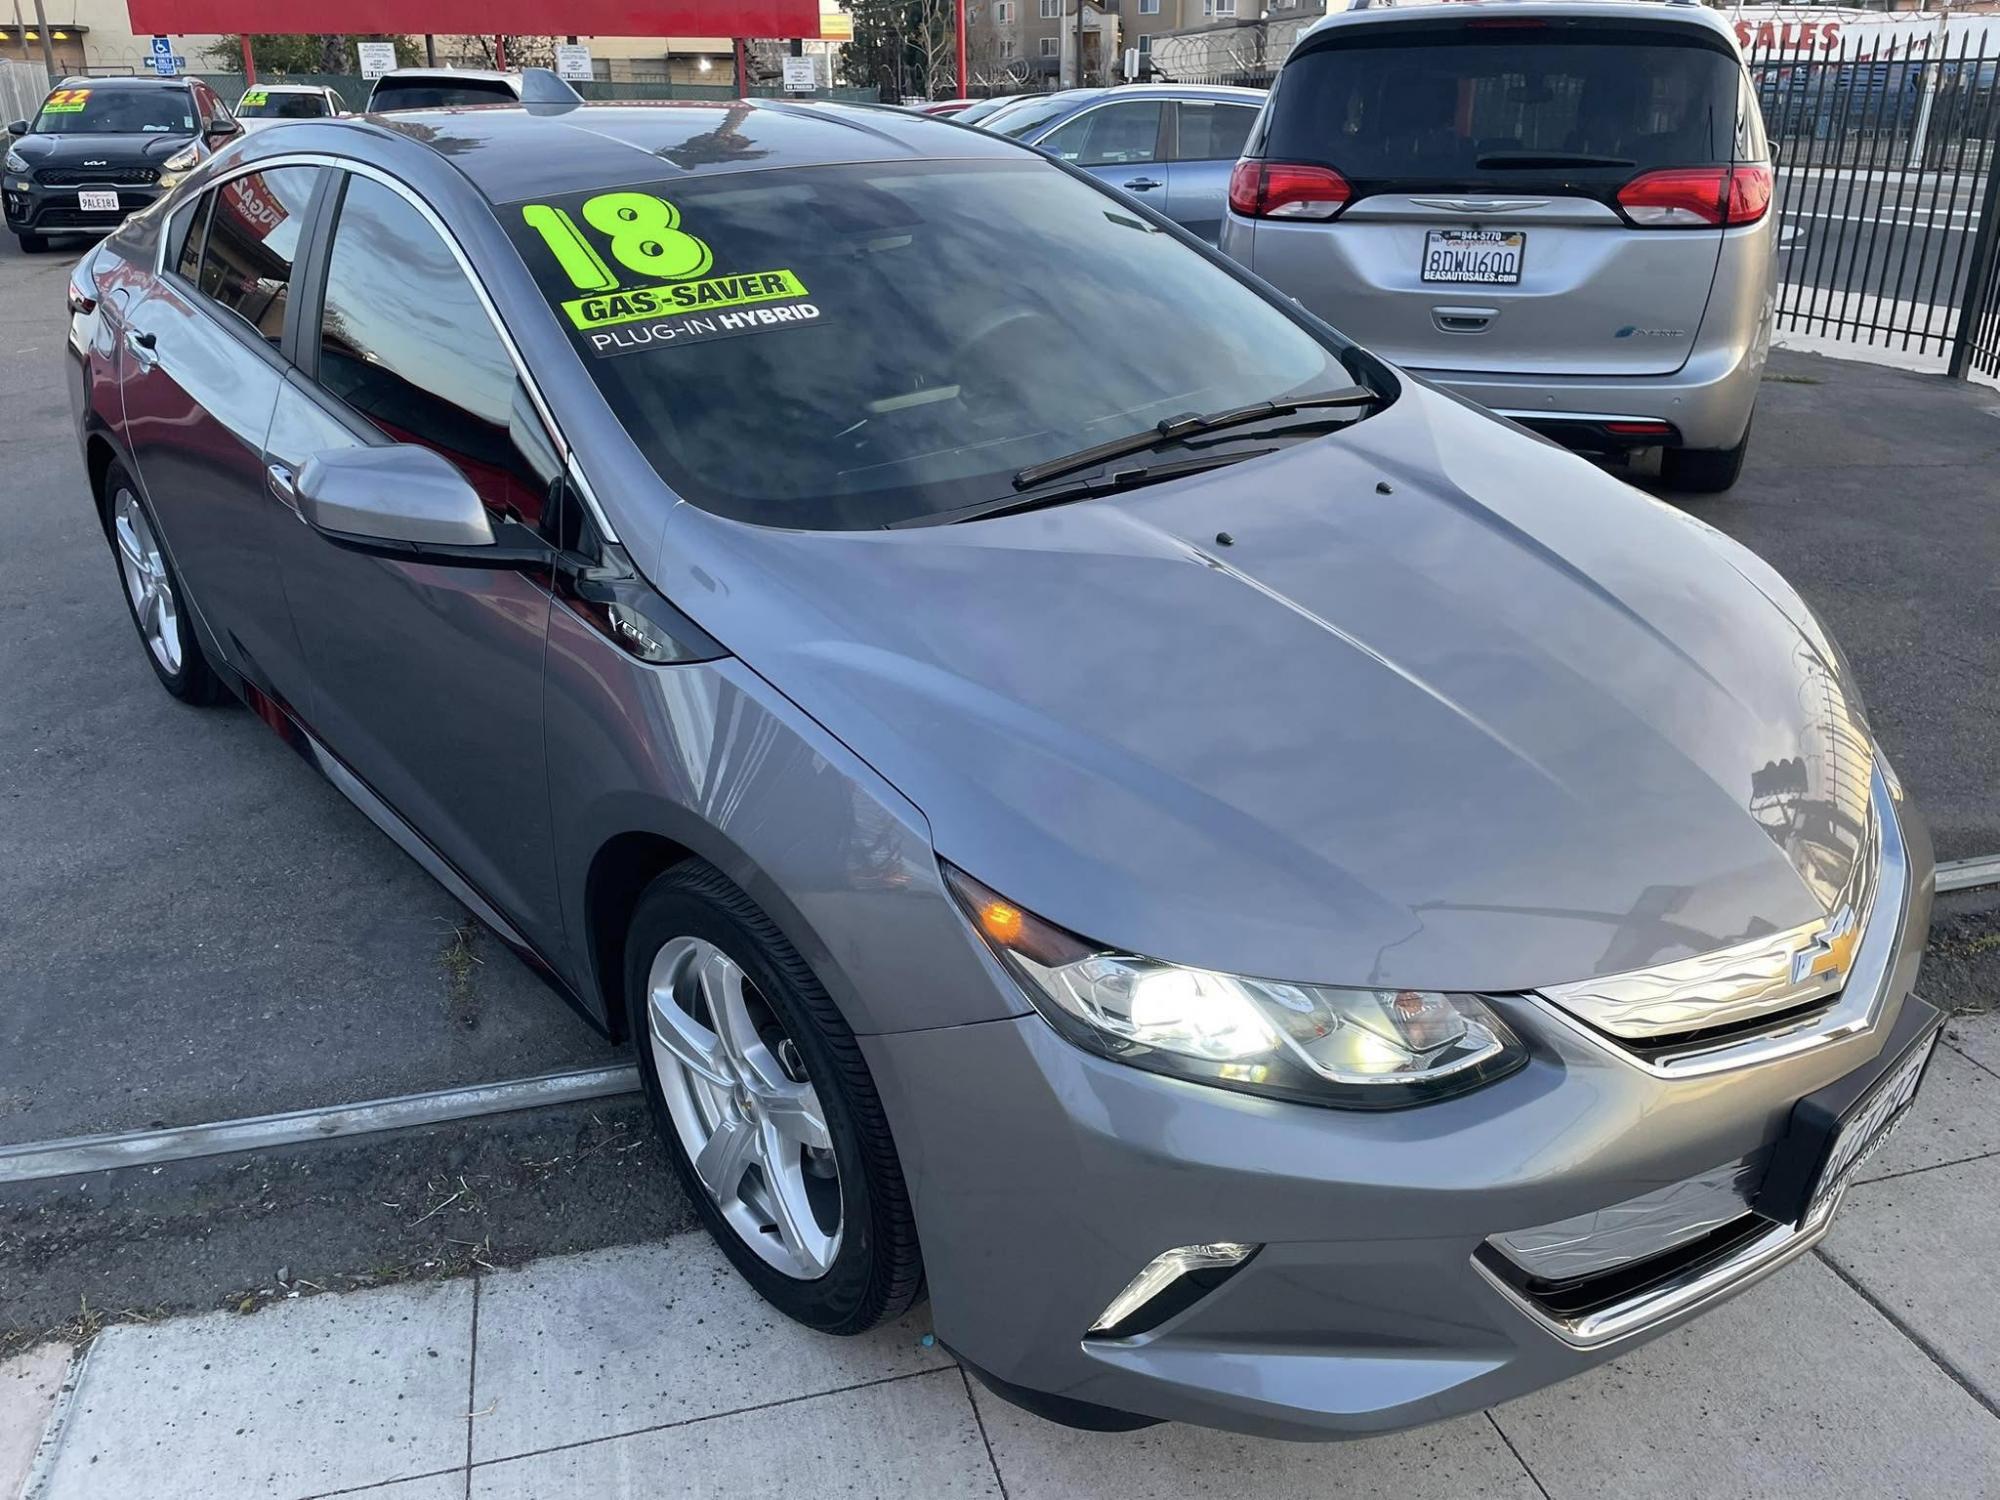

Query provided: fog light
[1087,1242,1257,1339]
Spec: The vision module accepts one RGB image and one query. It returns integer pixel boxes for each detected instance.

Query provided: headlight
[162,143,200,172]
[3,148,28,174]
[943,865,1527,1108]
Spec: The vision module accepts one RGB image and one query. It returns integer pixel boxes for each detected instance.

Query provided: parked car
[67,98,1936,1441]
[949,94,1032,125]
[907,96,977,116]
[4,75,241,252]
[1220,0,1776,491]
[364,66,582,112]
[235,83,349,123]
[983,84,1266,242]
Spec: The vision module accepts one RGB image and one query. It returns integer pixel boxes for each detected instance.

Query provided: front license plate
[1421,228,1524,285]
[78,189,119,213]
[1759,1011,1943,1225]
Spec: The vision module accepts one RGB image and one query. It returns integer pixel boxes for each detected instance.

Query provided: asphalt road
[0,225,1996,1339]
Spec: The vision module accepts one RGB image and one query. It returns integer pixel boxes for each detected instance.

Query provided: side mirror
[296,445,495,551]
[7,120,26,136]
[205,117,243,143]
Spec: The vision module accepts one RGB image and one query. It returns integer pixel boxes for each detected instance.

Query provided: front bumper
[867,802,1934,1440]
[4,177,158,237]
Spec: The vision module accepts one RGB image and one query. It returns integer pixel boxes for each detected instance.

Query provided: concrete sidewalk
[7,1010,1999,1500]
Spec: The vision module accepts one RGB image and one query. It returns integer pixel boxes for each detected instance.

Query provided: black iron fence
[1173,39,2000,381]
[1746,33,2000,376]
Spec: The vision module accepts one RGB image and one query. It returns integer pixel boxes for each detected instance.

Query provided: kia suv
[5,75,241,252]
[1221,0,1776,491]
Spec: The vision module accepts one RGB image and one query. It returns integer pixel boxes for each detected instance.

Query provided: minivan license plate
[1421,228,1524,286]
[78,189,119,213]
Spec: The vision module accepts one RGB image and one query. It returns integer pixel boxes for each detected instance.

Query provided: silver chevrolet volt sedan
[67,98,1937,1440]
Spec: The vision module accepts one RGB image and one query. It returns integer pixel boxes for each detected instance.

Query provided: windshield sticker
[41,88,90,114]
[240,89,269,106]
[519,191,819,358]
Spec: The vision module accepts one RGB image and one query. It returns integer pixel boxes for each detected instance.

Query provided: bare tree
[911,0,960,97]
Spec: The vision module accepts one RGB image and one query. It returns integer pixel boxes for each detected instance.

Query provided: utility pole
[956,0,968,95]
[28,0,54,77]
[1073,0,1084,87]
[425,35,437,64]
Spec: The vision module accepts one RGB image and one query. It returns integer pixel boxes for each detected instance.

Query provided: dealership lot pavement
[7,1013,2000,1498]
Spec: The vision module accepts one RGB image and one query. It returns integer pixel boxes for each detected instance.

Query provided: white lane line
[1938,854,2000,895]
[0,1064,642,1185]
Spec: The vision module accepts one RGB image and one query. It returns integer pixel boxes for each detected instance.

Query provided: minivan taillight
[1617,164,1772,228]
[1228,160,1351,221]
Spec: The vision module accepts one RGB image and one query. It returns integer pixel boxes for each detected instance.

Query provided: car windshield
[502,158,1359,530]
[237,90,331,118]
[31,86,194,134]
[1263,27,1739,192]
[369,79,515,111]
[986,95,1083,138]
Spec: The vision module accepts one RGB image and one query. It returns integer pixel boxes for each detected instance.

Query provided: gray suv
[1221,0,1775,491]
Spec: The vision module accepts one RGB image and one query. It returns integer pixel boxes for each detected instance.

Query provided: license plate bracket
[77,189,120,213]
[1757,1001,1943,1226]
[1421,228,1524,286]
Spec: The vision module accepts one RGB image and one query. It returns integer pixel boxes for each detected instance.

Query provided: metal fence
[0,61,48,126]
[186,73,883,110]
[1746,34,2000,376]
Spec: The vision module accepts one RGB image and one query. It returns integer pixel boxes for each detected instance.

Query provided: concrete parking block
[1853,1039,2000,1183]
[469,1236,950,1463]
[1823,1154,2000,1407]
[35,1280,473,1500]
[470,1367,997,1499]
[969,1386,1541,1499]
[1,1341,71,1500]
[1947,1011,2000,1078]
[1489,1257,2000,1499]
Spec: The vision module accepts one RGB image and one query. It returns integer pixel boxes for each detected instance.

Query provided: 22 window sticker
[520,191,824,358]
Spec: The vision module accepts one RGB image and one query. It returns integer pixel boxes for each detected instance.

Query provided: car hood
[10,131,195,166]
[654,383,1876,992]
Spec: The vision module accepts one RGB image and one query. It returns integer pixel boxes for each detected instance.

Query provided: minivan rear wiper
[1475,151,1636,170]
[1010,386,1378,490]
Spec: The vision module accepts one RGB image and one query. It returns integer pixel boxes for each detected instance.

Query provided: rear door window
[1262,27,1741,196]
[1174,101,1257,162]
[193,166,320,345]
[368,78,517,111]
[1037,101,1165,166]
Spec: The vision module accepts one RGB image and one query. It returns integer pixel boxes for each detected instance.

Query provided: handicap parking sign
[150,35,171,56]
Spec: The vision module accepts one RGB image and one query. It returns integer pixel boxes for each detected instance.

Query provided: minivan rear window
[1263,28,1741,192]
[368,79,516,111]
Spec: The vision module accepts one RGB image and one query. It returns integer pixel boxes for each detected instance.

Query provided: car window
[31,87,196,134]
[239,90,331,119]
[501,158,1354,530]
[314,173,561,536]
[987,94,1081,138]
[368,79,517,111]
[169,194,209,282]
[1037,101,1163,166]
[1263,29,1739,191]
[193,167,320,345]
[1175,101,1258,162]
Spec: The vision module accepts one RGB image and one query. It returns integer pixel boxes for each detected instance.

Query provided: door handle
[124,327,158,368]
[265,462,300,512]
[1123,177,1163,191]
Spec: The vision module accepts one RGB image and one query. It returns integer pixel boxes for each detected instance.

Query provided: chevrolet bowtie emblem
[1791,910,1857,987]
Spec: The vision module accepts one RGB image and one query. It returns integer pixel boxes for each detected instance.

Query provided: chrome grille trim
[1533,767,1908,1078]
[1488,1152,1768,1282]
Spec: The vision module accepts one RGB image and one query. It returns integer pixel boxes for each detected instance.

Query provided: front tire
[627,860,922,1333]
[1661,420,1752,494]
[103,463,226,704]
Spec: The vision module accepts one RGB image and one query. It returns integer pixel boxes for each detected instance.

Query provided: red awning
[124,0,819,37]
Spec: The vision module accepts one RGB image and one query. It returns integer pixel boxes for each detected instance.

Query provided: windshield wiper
[1010,386,1378,490]
[898,448,1277,529]
[1474,151,1635,169]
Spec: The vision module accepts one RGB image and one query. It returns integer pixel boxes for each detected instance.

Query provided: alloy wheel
[646,936,842,1279]
[112,488,181,674]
